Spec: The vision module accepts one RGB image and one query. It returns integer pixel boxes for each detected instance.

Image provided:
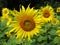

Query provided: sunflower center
[24,20,31,27]
[4,10,8,14]
[52,20,56,24]
[43,10,50,18]
[20,16,35,31]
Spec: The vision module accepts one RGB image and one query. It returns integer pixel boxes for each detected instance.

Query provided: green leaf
[57,16,60,20]
[2,42,7,45]
[0,33,4,38]
[0,20,8,31]
[53,37,60,44]
[40,42,47,45]
[7,36,17,44]
[48,29,56,35]
[23,39,31,45]
[37,35,45,42]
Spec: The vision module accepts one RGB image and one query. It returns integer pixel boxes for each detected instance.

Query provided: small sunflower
[51,18,59,25]
[39,5,54,22]
[1,8,11,26]
[56,30,60,36]
[6,5,42,41]
[2,8,9,15]
[56,7,60,12]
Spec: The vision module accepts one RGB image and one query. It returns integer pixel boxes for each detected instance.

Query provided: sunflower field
[0,0,60,45]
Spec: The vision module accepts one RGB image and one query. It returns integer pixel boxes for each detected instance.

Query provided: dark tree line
[0,0,60,16]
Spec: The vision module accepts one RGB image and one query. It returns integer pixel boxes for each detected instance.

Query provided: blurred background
[0,0,60,16]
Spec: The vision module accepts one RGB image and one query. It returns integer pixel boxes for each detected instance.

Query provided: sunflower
[39,5,54,22]
[51,18,59,25]
[6,5,42,41]
[56,7,60,12]
[2,8,9,15]
[1,8,11,26]
[56,30,60,36]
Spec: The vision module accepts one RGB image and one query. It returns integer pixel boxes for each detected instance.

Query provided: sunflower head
[1,8,9,21]
[6,5,42,41]
[56,7,60,12]
[20,15,35,31]
[39,5,54,22]
[43,9,50,18]
[51,18,59,25]
[56,30,60,36]
[1,8,11,26]
[12,9,19,16]
[2,8,9,15]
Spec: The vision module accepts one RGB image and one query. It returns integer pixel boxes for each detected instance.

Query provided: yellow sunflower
[6,5,42,41]
[2,8,9,15]
[56,30,60,36]
[51,18,59,25]
[1,8,11,26]
[56,7,60,12]
[39,5,54,22]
